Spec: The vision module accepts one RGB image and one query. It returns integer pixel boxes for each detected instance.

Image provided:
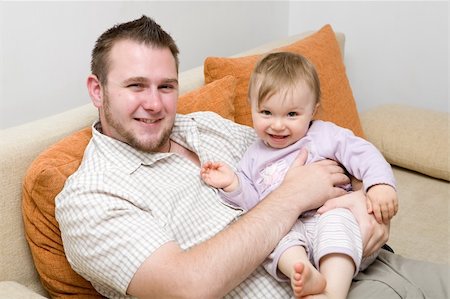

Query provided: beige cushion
[361,104,449,181]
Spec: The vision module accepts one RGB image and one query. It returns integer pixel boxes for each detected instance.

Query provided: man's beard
[103,92,173,153]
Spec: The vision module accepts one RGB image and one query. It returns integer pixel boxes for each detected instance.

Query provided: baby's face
[251,82,317,149]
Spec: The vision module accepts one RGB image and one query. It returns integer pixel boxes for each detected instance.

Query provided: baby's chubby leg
[301,253,354,299]
[303,208,362,299]
[278,246,326,298]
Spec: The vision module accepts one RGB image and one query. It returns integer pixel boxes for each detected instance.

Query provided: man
[56,15,447,298]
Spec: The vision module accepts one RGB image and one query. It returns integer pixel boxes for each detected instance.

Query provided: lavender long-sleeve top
[220,120,396,211]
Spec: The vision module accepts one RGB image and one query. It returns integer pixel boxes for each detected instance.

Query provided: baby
[201,52,398,298]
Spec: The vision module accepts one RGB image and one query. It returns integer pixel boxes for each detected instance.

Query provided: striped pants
[264,208,378,281]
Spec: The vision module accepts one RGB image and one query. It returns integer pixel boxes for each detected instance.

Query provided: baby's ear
[313,103,320,116]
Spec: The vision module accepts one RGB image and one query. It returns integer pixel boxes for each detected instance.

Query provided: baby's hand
[200,161,238,192]
[366,184,398,224]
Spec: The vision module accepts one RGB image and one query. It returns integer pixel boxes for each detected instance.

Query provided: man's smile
[135,118,160,124]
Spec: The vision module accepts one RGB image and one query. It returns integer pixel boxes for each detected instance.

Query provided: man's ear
[87,74,103,108]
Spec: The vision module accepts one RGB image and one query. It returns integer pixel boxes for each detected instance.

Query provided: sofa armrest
[360,104,449,181]
[0,103,96,292]
[0,281,47,298]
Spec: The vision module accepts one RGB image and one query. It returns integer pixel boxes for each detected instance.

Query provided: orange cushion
[21,77,237,297]
[22,127,101,298]
[177,75,236,120]
[204,24,364,137]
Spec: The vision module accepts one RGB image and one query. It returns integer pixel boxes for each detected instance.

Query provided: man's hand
[317,190,390,257]
[280,148,351,213]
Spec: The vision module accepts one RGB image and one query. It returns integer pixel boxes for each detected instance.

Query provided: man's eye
[158,84,177,93]
[160,84,174,90]
[287,112,298,117]
[128,83,144,89]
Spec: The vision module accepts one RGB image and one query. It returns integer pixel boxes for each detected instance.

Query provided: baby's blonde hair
[248,52,321,108]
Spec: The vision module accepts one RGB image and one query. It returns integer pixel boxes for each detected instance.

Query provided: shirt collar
[91,122,170,174]
[91,115,199,174]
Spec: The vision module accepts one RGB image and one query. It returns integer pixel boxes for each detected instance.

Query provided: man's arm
[128,150,350,298]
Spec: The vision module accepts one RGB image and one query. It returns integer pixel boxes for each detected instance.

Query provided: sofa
[0,25,448,298]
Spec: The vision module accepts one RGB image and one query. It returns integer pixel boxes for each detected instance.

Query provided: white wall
[289,1,448,113]
[1,1,447,129]
[0,1,288,129]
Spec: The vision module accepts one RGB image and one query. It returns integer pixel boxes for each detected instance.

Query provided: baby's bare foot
[291,262,326,298]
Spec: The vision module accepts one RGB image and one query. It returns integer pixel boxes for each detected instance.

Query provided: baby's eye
[260,110,271,116]
[287,112,298,117]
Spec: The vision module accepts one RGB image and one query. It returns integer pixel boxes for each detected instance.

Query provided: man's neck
[169,140,200,166]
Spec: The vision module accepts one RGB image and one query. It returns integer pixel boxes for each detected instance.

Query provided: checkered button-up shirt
[56,112,292,298]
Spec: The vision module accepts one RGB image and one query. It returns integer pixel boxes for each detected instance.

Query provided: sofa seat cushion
[389,166,449,264]
[204,24,364,138]
[21,77,237,297]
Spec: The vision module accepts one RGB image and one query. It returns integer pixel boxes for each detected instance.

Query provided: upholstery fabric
[361,104,449,181]
[0,281,47,299]
[388,166,449,263]
[177,75,236,120]
[204,24,365,137]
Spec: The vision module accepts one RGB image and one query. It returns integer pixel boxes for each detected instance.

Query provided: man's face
[97,39,179,153]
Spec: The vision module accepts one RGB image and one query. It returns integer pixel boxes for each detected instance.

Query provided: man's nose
[142,89,163,111]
